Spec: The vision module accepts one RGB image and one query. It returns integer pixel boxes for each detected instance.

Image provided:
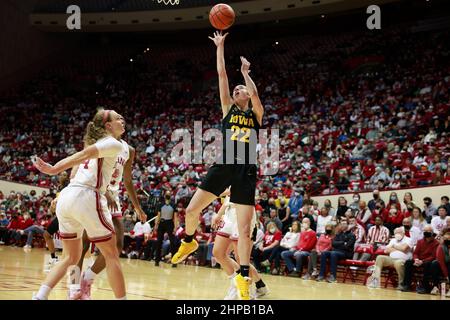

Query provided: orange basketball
[209,3,235,30]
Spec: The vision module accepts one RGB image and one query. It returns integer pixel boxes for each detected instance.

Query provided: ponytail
[83,109,111,146]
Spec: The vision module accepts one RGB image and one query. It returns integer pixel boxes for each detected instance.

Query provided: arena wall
[0,179,50,196]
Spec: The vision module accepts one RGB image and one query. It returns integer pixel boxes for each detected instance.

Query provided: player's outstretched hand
[208,30,228,47]
[211,214,222,230]
[240,56,251,74]
[32,156,57,175]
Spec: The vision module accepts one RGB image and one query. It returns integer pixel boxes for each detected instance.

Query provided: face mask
[324,203,331,208]
[390,196,397,201]
[423,232,433,238]
[424,202,430,206]
[325,229,332,235]
[165,196,171,200]
[373,194,379,199]
[353,197,359,202]
[403,225,411,231]
[302,223,308,229]
[394,234,403,241]
[269,228,276,234]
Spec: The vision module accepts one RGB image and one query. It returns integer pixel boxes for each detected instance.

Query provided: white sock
[84,267,97,282]
[116,296,127,300]
[228,272,238,279]
[36,285,52,300]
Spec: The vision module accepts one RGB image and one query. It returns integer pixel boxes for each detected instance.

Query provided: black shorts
[199,164,257,206]
[46,217,59,235]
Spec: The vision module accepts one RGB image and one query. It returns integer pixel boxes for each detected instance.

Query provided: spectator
[355,201,371,226]
[287,189,303,221]
[321,180,339,195]
[317,220,356,282]
[300,204,317,231]
[354,216,390,261]
[129,216,152,257]
[265,208,283,231]
[122,214,136,256]
[303,223,334,280]
[367,227,413,289]
[174,179,192,204]
[384,204,403,234]
[411,207,427,232]
[0,213,9,245]
[432,228,450,297]
[402,217,422,247]
[349,216,365,246]
[441,196,450,216]
[281,218,317,276]
[23,214,51,249]
[423,197,437,223]
[431,206,448,236]
[349,193,361,211]
[368,190,384,212]
[401,224,439,293]
[202,206,215,233]
[278,197,291,233]
[252,222,282,272]
[316,207,332,236]
[403,192,416,214]
[11,213,33,246]
[336,197,349,219]
[269,221,301,275]
[324,199,336,217]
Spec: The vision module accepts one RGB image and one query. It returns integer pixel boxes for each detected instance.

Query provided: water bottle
[441,282,446,298]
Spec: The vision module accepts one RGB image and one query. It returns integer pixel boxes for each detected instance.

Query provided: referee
[154,192,178,267]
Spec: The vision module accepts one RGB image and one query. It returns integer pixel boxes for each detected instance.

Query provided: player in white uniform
[212,188,269,299]
[76,137,147,300]
[32,109,128,300]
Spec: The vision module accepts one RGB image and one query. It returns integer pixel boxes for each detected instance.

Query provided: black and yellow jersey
[221,105,260,164]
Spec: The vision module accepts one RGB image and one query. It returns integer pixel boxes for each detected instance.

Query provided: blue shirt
[288,196,303,217]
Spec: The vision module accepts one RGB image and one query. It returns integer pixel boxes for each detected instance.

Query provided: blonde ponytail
[83,109,110,146]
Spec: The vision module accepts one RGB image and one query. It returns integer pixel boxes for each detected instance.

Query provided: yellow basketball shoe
[171,239,199,264]
[233,274,251,300]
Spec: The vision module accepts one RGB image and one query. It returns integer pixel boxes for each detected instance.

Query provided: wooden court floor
[0,246,442,300]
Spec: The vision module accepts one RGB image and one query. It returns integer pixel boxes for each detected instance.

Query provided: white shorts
[110,192,122,219]
[56,186,115,243]
[217,207,256,241]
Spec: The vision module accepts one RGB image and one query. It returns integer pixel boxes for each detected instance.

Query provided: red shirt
[436,245,449,278]
[362,164,375,179]
[295,229,317,251]
[262,231,282,247]
[413,238,439,261]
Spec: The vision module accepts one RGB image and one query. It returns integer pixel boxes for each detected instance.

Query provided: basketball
[209,3,235,30]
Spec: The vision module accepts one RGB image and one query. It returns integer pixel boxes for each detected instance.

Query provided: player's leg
[43,217,59,264]
[172,165,232,264]
[76,230,91,271]
[94,235,126,299]
[171,189,217,264]
[212,236,236,275]
[235,204,254,271]
[232,239,268,297]
[34,238,83,300]
[80,217,123,299]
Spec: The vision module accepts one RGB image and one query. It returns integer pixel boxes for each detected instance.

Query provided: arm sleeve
[95,138,122,158]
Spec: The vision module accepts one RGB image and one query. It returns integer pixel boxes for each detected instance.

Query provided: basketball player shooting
[171,31,263,300]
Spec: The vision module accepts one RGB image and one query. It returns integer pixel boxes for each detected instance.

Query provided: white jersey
[69,136,123,194]
[108,139,130,194]
[217,196,256,240]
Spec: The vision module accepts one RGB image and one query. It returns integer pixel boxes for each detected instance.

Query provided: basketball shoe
[171,240,199,264]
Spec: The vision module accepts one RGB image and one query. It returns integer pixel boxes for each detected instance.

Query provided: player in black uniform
[172,31,264,300]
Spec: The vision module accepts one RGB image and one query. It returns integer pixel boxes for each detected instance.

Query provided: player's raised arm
[240,56,264,126]
[123,146,147,222]
[209,31,233,117]
[33,138,122,176]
